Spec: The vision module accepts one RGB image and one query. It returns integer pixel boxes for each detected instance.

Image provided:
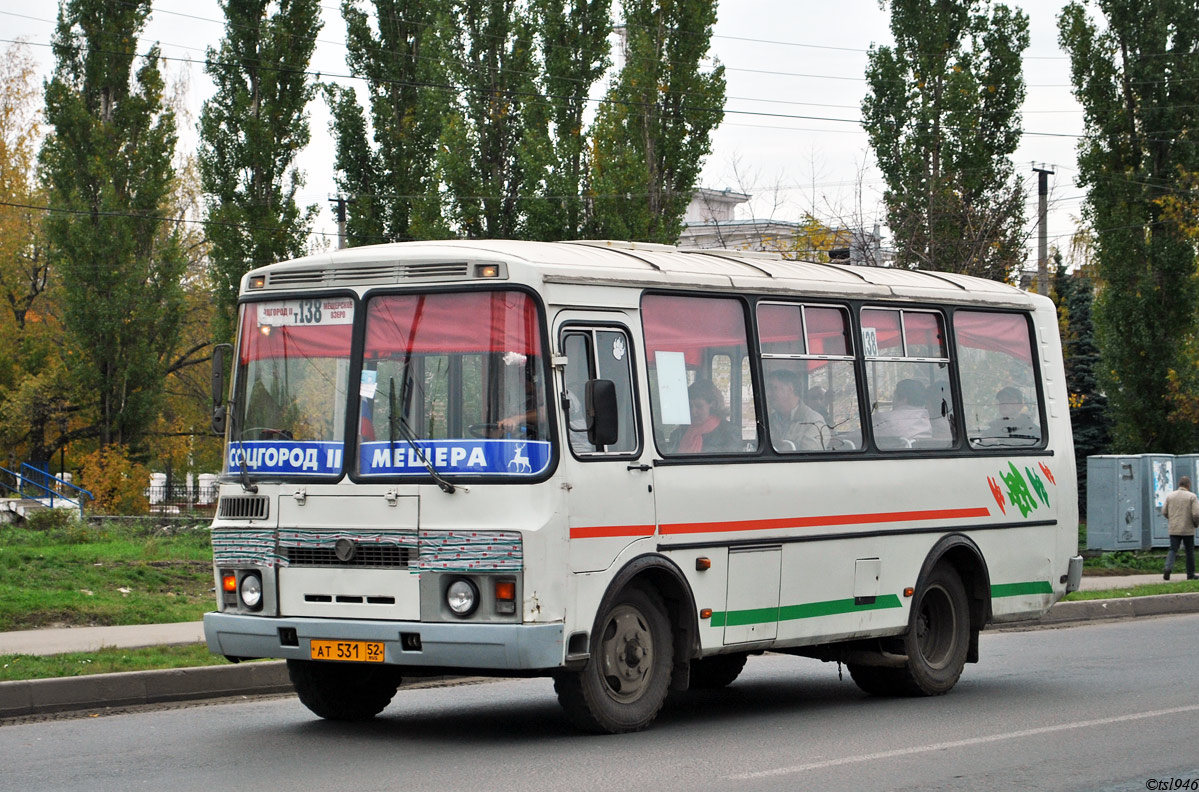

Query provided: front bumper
[203,612,565,672]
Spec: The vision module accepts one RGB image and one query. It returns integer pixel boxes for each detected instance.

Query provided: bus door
[556,316,656,573]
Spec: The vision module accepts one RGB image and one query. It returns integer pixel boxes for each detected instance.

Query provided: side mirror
[585,379,619,447]
[211,343,232,436]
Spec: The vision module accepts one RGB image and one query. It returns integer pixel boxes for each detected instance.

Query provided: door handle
[627,464,652,472]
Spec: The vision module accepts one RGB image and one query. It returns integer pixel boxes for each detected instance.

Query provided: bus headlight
[239,572,263,611]
[446,578,479,617]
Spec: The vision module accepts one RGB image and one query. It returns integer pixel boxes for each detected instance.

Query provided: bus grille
[217,495,269,520]
[284,544,411,569]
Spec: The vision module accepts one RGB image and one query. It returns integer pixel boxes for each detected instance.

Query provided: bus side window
[954,311,1043,449]
[861,308,956,451]
[642,294,759,456]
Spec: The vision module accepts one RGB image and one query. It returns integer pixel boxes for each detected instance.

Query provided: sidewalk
[1,573,1196,719]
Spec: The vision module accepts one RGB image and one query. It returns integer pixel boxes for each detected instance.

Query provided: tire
[553,586,674,734]
[688,653,748,690]
[848,565,970,697]
[287,659,403,721]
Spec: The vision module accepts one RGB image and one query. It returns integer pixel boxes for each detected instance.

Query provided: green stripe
[991,581,1053,598]
[710,594,903,628]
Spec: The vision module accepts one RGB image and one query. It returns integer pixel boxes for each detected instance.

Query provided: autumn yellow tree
[0,41,73,471]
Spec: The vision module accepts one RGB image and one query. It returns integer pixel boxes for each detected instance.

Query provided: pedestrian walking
[1161,475,1199,580]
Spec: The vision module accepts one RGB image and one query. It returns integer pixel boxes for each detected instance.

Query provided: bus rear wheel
[848,565,970,697]
[553,586,673,733]
[688,653,748,690]
[287,659,403,721]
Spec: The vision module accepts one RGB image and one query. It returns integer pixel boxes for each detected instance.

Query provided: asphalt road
[3,615,1199,792]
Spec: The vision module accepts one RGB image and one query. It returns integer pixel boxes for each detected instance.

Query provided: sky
[1,0,1089,268]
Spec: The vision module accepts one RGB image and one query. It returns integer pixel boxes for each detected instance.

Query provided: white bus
[204,239,1082,733]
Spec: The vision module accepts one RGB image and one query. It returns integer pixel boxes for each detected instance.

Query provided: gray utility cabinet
[1141,454,1175,549]
[1174,454,1199,495]
[1086,455,1148,551]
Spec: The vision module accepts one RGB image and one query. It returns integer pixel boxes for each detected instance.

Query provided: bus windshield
[229,297,356,477]
[357,290,551,479]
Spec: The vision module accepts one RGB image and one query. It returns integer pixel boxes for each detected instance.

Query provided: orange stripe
[659,507,991,535]
[569,506,991,540]
[569,524,656,540]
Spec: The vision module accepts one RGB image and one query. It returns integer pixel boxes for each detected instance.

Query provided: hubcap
[599,604,654,702]
[915,584,957,670]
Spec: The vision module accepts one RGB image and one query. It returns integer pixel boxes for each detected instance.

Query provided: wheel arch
[597,553,700,688]
[915,534,992,663]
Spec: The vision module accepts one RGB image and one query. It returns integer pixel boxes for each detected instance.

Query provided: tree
[1052,253,1111,514]
[1059,0,1199,453]
[40,0,188,452]
[523,0,612,240]
[199,0,322,341]
[589,0,726,243]
[862,0,1028,280]
[438,0,550,239]
[328,0,448,245]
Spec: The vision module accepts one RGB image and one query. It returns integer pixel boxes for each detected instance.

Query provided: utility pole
[1032,163,1054,295]
[328,194,347,249]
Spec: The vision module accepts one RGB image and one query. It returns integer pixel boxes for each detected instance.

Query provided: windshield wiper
[389,378,458,494]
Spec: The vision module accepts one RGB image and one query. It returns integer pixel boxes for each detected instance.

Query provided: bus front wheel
[553,586,673,733]
[848,564,969,697]
[287,659,402,721]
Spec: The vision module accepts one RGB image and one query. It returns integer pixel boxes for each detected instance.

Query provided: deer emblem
[508,443,531,474]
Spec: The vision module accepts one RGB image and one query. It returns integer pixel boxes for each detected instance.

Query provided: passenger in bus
[670,380,737,453]
[766,369,825,451]
[984,387,1039,442]
[873,378,932,447]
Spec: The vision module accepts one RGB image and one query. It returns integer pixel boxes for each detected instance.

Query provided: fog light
[446,578,478,617]
[239,572,263,610]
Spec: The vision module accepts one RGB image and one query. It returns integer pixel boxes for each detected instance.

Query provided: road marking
[728,703,1199,779]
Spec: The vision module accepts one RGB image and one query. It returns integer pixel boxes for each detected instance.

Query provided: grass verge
[0,643,238,682]
[1062,578,1199,601]
[0,520,214,632]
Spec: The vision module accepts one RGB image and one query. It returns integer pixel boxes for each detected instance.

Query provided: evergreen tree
[1059,0,1199,453]
[199,0,322,341]
[1052,254,1111,514]
[328,0,448,244]
[524,0,612,240]
[438,0,549,239]
[40,0,187,452]
[589,0,725,243]
[862,0,1028,280]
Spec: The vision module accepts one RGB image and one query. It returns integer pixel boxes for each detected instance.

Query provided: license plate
[309,639,385,663]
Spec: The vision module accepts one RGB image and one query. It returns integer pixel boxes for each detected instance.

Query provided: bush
[24,507,77,532]
[77,446,151,516]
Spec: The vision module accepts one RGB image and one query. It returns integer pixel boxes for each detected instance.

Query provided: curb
[3,593,1198,720]
[0,660,293,719]
[997,591,1199,628]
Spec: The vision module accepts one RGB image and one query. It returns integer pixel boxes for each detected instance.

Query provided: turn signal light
[903,587,915,598]
[476,264,500,278]
[700,608,713,619]
[494,581,516,601]
[222,573,237,592]
[695,557,711,571]
[248,275,266,289]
